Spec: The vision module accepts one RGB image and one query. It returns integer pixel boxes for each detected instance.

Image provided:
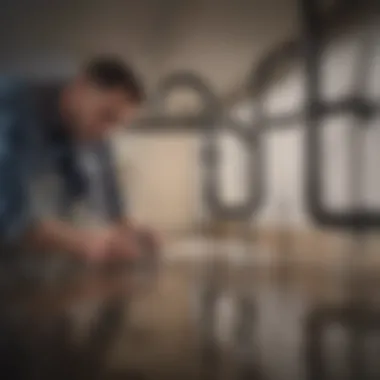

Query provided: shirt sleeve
[95,139,126,222]
[0,104,34,243]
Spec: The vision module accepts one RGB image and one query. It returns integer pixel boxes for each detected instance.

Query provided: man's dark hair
[84,56,144,103]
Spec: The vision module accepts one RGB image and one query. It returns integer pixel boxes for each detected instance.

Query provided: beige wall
[113,132,200,231]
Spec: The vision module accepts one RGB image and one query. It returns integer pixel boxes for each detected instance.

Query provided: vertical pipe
[300,0,324,226]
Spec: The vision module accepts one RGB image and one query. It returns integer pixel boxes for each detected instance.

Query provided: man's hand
[118,221,161,252]
[25,220,140,263]
[78,227,140,262]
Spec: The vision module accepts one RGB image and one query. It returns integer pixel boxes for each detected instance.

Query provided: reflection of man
[0,56,157,262]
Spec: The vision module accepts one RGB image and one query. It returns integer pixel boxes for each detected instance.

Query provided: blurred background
[0,0,379,379]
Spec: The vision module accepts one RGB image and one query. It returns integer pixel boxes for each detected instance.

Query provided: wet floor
[1,237,380,380]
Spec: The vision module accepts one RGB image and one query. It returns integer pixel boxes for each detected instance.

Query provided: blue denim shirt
[0,77,124,245]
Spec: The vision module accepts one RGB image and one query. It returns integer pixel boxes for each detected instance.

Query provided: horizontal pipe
[131,115,213,131]
[130,97,379,133]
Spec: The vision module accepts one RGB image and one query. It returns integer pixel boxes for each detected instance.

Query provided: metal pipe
[302,0,380,229]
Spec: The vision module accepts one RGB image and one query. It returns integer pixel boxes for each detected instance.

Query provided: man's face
[71,80,138,141]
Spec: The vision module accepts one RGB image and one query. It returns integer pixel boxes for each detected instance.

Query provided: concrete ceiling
[0,0,298,94]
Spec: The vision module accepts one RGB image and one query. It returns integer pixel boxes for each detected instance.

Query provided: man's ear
[74,75,88,91]
[121,103,139,125]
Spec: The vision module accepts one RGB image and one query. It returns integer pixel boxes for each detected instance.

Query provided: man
[0,56,155,263]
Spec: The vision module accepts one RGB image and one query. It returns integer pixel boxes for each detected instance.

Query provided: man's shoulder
[0,77,65,140]
[0,78,41,144]
[0,77,36,108]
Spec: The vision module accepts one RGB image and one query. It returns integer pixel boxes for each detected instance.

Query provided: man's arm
[0,83,139,262]
[0,92,84,255]
[95,140,161,250]
[23,220,85,254]
[0,105,33,245]
[0,134,123,258]
[95,139,126,222]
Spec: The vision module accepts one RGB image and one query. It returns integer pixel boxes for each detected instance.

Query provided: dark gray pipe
[301,0,380,229]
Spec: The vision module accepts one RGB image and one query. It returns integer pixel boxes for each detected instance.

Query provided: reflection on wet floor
[0,236,380,380]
